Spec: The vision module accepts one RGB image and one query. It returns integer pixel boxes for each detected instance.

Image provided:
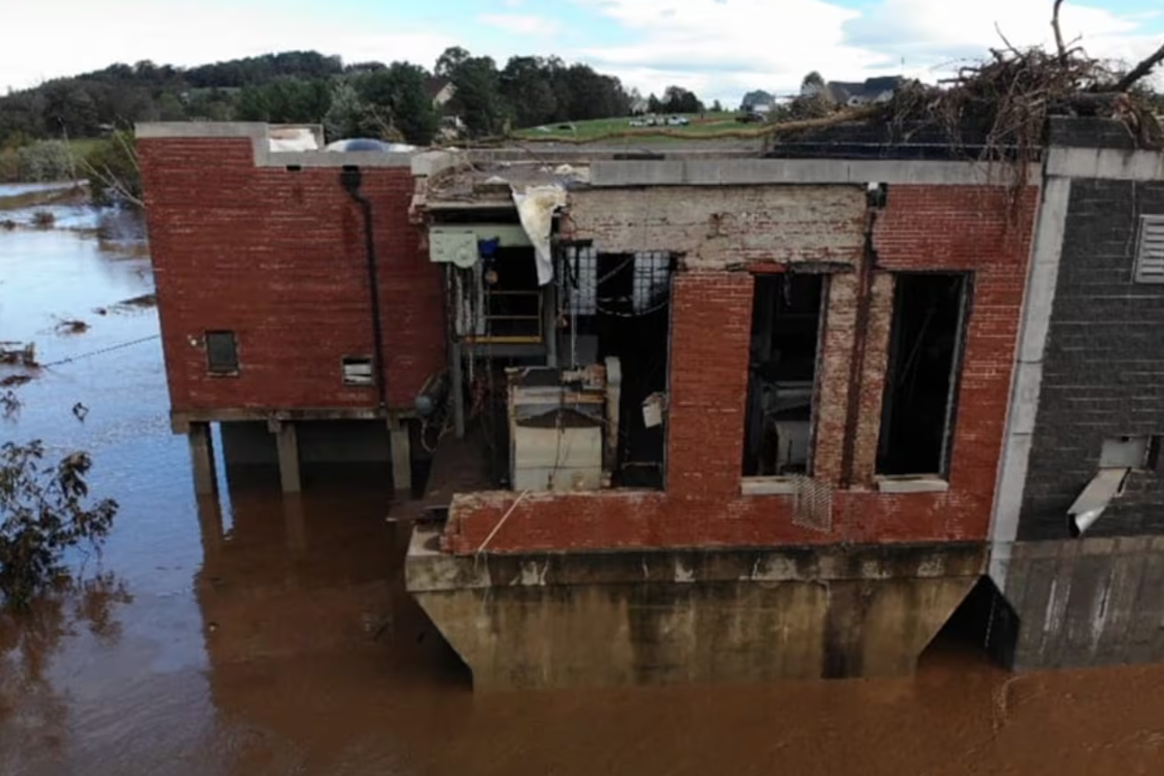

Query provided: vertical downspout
[340,165,389,412]
[839,194,882,488]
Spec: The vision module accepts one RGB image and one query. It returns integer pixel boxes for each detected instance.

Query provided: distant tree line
[0,47,713,150]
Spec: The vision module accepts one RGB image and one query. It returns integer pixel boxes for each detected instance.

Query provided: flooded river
[2,189,1164,775]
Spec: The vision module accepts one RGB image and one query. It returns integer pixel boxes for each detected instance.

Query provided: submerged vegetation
[0,440,119,609]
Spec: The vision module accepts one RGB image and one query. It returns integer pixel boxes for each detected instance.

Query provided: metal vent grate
[1135,216,1164,284]
[790,475,833,532]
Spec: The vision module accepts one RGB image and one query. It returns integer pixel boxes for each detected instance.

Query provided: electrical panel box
[429,229,479,268]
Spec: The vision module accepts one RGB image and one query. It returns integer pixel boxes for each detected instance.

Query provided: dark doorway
[877,273,970,477]
[560,247,672,488]
[742,273,824,477]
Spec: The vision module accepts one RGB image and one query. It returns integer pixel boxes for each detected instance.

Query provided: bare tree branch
[994,22,1018,55]
[1115,41,1164,92]
[1052,0,1068,61]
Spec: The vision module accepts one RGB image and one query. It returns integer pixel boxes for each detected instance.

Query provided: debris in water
[31,210,55,228]
[55,318,90,335]
[119,293,157,309]
[101,293,158,316]
[0,374,32,388]
[0,390,20,419]
[1,219,14,231]
[72,402,89,422]
[0,342,37,367]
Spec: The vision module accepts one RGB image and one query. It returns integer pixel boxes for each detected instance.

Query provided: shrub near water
[0,441,118,609]
[0,140,76,183]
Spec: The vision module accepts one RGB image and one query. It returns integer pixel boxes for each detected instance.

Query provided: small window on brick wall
[1134,216,1164,284]
[205,330,239,374]
[342,356,375,386]
[877,273,970,478]
[741,273,825,477]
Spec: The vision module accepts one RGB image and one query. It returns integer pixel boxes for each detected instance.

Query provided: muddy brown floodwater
[2,188,1164,776]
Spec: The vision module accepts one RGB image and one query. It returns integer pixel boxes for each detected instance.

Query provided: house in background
[426,76,465,139]
[801,76,905,107]
[425,76,456,110]
[740,89,776,113]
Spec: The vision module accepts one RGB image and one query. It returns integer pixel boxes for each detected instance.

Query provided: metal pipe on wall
[340,165,389,412]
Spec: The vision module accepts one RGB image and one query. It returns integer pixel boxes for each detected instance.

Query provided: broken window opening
[876,273,970,478]
[342,356,374,387]
[741,273,825,478]
[454,246,544,344]
[558,246,674,489]
[205,330,239,375]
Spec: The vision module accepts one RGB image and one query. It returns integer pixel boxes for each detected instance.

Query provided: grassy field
[513,112,748,141]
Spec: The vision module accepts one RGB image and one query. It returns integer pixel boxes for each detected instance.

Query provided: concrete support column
[196,495,225,562]
[188,422,218,496]
[269,420,302,493]
[389,417,413,495]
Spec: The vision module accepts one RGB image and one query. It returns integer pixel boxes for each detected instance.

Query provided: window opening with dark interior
[741,273,824,477]
[559,246,673,488]
[477,245,542,343]
[877,273,970,477]
[205,330,239,374]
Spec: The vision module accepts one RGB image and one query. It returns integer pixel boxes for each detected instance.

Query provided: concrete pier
[407,528,986,690]
[187,422,218,496]
[270,420,301,493]
[389,418,412,494]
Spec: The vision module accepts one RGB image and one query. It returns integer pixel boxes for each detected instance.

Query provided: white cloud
[577,0,879,100]
[844,0,1156,74]
[573,0,1163,105]
[479,13,562,37]
[0,0,458,91]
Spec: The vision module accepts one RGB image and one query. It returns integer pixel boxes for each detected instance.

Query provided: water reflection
[0,574,131,774]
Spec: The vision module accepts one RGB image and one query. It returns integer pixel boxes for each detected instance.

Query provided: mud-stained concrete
[5,184,1164,775]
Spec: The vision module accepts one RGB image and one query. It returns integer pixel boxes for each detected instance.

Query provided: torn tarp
[512,184,567,286]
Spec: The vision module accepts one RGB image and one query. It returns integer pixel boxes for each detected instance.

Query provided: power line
[38,334,161,368]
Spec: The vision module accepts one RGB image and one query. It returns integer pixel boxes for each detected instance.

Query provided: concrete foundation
[406,529,985,690]
[1002,537,1164,670]
[187,422,218,496]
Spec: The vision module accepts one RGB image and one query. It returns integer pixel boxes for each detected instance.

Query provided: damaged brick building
[137,124,446,494]
[137,116,1164,690]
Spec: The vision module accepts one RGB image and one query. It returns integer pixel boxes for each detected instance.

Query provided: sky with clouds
[3,0,1162,104]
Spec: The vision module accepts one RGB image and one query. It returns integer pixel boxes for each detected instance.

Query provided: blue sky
[4,0,1162,103]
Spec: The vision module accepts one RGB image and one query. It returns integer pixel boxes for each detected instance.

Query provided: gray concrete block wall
[1007,538,1164,670]
[1017,179,1164,541]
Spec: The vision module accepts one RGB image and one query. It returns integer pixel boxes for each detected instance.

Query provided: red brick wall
[139,137,446,413]
[444,184,1038,554]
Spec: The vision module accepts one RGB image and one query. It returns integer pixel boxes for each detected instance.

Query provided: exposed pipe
[340,165,388,412]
